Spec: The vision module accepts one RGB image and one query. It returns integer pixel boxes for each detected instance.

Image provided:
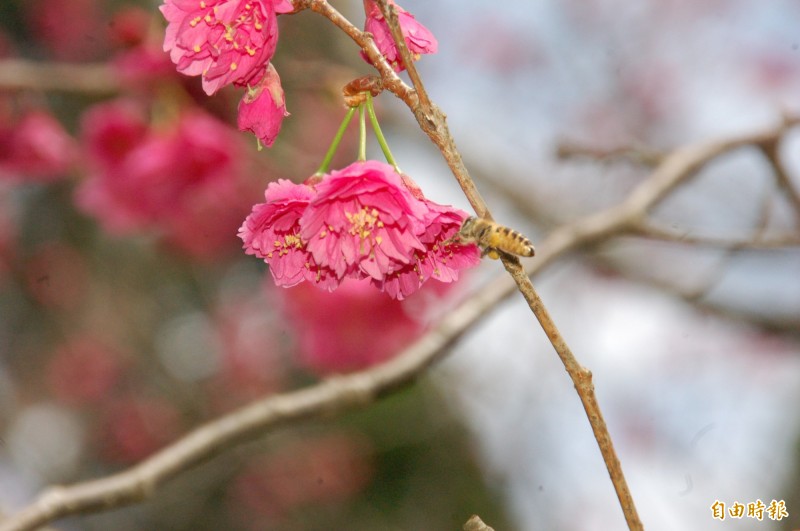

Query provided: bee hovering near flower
[457,216,535,260]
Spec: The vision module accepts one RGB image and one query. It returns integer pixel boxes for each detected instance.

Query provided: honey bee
[457,216,535,260]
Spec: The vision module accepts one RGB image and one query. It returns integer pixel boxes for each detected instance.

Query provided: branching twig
[757,135,800,226]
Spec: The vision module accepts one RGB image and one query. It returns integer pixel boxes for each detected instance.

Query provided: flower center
[345,207,384,243]
[267,232,304,258]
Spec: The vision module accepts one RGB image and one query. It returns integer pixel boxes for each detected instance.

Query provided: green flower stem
[367,92,399,172]
[316,106,357,175]
[358,102,367,161]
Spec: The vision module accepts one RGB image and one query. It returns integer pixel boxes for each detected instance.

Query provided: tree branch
[4,106,795,531]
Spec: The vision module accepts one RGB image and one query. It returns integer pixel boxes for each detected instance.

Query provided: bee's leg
[483,248,502,260]
[484,248,518,261]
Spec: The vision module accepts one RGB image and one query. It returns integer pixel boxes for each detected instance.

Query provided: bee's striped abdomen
[487,225,535,257]
[457,216,535,258]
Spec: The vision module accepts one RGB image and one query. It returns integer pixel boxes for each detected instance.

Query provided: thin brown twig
[757,135,800,226]
[312,1,644,528]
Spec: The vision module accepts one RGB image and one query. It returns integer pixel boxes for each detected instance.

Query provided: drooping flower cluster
[239,161,479,299]
[159,0,292,146]
[361,0,438,72]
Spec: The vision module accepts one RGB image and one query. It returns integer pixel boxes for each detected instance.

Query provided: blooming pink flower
[242,162,478,298]
[377,201,479,300]
[300,160,429,281]
[160,0,279,95]
[237,62,288,147]
[239,179,338,289]
[361,0,438,72]
[0,110,76,182]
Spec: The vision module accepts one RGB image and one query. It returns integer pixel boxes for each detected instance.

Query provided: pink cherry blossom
[237,62,288,147]
[160,0,279,95]
[300,160,428,281]
[242,162,478,298]
[361,0,438,72]
[377,201,480,300]
[239,179,338,289]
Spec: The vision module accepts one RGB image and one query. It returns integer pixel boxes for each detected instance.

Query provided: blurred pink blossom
[23,0,107,60]
[78,100,258,259]
[160,0,280,95]
[281,278,426,375]
[361,0,438,72]
[237,63,288,146]
[112,45,178,88]
[108,6,151,48]
[79,99,149,172]
[0,110,76,182]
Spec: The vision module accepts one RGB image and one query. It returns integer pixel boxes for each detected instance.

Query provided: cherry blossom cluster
[239,161,479,299]
[160,0,437,146]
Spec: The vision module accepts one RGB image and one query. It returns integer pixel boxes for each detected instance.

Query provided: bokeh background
[1,1,799,530]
